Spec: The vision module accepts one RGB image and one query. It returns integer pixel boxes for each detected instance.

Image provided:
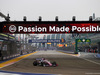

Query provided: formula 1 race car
[33,58,58,67]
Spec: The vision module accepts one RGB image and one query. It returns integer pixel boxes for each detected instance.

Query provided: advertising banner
[0,21,100,33]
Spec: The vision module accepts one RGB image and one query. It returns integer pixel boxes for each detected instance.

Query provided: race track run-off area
[0,50,100,75]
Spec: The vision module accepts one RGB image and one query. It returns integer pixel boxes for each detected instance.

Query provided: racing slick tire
[41,62,46,67]
[52,62,57,67]
[33,61,38,66]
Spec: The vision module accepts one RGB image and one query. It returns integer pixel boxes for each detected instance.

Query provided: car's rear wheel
[33,61,38,66]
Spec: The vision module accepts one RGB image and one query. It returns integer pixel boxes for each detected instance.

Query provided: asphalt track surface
[1,50,100,75]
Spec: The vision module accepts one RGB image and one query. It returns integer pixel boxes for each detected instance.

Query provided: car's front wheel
[41,62,46,67]
[52,62,57,66]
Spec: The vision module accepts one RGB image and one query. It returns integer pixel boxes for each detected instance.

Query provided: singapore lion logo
[9,25,16,33]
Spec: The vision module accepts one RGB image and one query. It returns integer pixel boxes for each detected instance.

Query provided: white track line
[59,51,100,65]
[82,58,100,65]
[0,72,21,75]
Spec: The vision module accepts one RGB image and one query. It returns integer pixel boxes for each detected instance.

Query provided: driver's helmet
[42,58,45,60]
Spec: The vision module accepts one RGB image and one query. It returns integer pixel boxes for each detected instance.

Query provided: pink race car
[33,58,58,67]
